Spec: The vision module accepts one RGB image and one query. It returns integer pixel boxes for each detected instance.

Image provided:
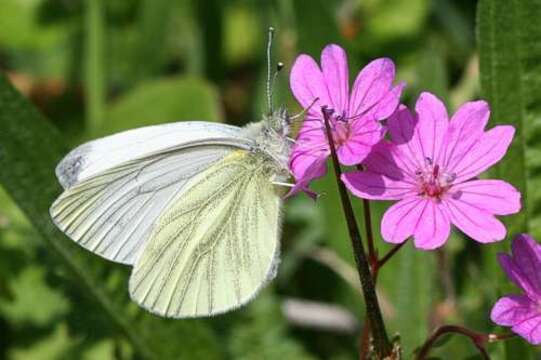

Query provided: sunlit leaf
[362,0,429,41]
[0,266,70,326]
[9,323,76,360]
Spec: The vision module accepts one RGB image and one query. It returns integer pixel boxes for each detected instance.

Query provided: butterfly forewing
[129,150,281,318]
[56,122,250,189]
[50,144,241,265]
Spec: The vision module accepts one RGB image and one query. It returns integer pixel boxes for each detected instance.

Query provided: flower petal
[449,180,521,216]
[337,118,384,166]
[364,140,419,181]
[442,100,490,170]
[451,125,515,182]
[511,234,541,300]
[414,92,448,163]
[342,171,416,200]
[337,142,370,166]
[370,81,405,120]
[287,153,327,199]
[349,58,400,120]
[289,133,328,181]
[512,313,541,345]
[491,295,541,345]
[387,105,425,174]
[498,253,541,302]
[413,201,451,250]
[442,197,506,243]
[321,44,349,115]
[491,294,537,326]
[290,54,331,117]
[381,197,427,244]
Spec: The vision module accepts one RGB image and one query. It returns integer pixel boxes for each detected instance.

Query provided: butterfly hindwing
[129,149,281,318]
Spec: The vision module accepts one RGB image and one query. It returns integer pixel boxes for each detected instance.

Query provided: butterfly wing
[55,121,248,189]
[50,122,253,265]
[129,150,281,318]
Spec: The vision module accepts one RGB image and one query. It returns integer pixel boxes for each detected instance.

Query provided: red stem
[416,325,516,360]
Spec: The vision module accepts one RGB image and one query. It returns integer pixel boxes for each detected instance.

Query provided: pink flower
[287,44,405,198]
[342,92,521,249]
[490,234,541,345]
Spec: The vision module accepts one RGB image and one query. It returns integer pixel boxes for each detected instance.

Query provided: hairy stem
[321,106,391,358]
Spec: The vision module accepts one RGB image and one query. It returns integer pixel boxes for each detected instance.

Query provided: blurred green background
[0,0,540,359]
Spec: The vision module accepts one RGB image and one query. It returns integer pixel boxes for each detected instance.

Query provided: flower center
[415,158,456,200]
[332,114,350,146]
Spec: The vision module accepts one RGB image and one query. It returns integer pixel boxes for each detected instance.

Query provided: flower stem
[416,325,516,360]
[321,106,392,358]
[362,199,377,267]
[377,242,407,270]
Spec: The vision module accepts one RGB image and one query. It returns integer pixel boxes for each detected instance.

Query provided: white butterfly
[50,109,292,318]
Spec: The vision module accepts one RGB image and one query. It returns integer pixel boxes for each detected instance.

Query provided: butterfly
[50,107,292,318]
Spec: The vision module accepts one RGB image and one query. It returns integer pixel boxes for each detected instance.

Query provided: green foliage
[103,76,223,135]
[478,0,541,358]
[0,266,70,326]
[362,0,430,41]
[84,0,106,134]
[8,324,77,360]
[0,0,70,50]
[1,0,540,358]
[228,292,315,360]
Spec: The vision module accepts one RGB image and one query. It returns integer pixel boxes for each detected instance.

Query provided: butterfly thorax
[241,108,291,180]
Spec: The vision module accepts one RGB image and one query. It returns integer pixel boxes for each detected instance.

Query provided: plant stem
[321,106,391,358]
[377,242,407,270]
[363,199,377,266]
[416,325,516,360]
[359,197,376,360]
[355,166,377,273]
[359,322,372,360]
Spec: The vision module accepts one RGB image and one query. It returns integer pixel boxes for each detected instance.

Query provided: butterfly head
[264,106,291,137]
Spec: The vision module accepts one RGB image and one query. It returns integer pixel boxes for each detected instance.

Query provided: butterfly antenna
[266,26,275,115]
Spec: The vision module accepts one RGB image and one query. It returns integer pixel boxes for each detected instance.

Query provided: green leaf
[478,0,532,238]
[293,0,341,56]
[0,266,70,326]
[9,323,76,360]
[84,0,106,134]
[0,73,226,359]
[135,0,172,79]
[0,0,69,50]
[379,242,434,357]
[103,76,223,134]
[478,0,541,358]
[228,291,315,360]
[363,0,429,41]
[0,73,153,358]
[223,4,262,66]
[81,340,116,360]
